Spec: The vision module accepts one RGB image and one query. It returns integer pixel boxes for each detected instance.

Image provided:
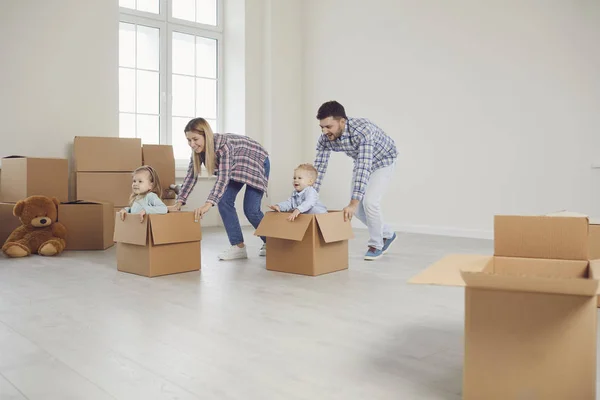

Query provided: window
[119,0,222,171]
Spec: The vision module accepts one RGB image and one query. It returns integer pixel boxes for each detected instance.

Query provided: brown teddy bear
[2,195,67,257]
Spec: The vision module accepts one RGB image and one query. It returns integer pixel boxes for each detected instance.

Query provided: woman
[169,118,270,261]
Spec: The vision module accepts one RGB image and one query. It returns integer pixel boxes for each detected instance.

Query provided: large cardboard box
[74,136,142,172]
[113,212,201,277]
[254,211,354,276]
[58,201,115,250]
[75,172,132,207]
[0,156,68,202]
[409,215,600,399]
[0,202,21,245]
[141,145,176,198]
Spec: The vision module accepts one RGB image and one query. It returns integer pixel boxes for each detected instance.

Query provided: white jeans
[354,161,396,250]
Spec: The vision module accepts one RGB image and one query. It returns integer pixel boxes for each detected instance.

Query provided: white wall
[303,0,600,238]
[0,0,119,157]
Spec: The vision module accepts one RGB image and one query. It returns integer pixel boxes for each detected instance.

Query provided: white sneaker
[259,243,266,257]
[218,245,248,261]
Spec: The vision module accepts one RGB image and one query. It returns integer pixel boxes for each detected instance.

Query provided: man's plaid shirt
[313,117,398,201]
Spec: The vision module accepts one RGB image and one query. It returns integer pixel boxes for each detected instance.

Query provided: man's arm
[313,136,331,192]
[350,125,374,202]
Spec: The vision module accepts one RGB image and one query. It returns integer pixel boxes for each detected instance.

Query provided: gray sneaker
[259,243,267,257]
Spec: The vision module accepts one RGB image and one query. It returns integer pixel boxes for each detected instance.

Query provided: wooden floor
[0,227,594,399]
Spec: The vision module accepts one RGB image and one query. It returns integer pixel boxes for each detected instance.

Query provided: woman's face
[186,131,205,153]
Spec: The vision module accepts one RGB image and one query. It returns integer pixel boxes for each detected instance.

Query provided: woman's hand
[194,202,213,222]
[168,201,182,212]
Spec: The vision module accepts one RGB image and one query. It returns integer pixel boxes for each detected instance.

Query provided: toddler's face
[293,169,314,192]
[132,171,153,195]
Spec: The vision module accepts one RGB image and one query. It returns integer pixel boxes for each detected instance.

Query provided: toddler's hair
[295,163,318,181]
[128,165,163,206]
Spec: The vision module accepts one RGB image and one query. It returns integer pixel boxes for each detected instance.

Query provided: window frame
[119,0,224,176]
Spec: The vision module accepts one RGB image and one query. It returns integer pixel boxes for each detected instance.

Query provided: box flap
[589,259,600,281]
[408,254,492,287]
[113,214,148,245]
[254,211,312,241]
[461,270,599,297]
[315,212,354,243]
[148,212,201,245]
[494,215,589,260]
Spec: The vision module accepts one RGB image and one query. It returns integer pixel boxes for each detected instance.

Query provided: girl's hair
[184,117,216,177]
[128,165,163,206]
[295,163,318,181]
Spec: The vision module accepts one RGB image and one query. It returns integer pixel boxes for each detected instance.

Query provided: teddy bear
[2,195,67,257]
[163,183,181,200]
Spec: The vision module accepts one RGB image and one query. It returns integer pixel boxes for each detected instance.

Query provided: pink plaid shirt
[177,133,269,205]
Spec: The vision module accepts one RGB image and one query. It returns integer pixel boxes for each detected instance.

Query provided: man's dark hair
[316,101,347,120]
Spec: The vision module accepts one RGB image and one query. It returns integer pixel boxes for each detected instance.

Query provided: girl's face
[186,131,205,153]
[132,171,153,195]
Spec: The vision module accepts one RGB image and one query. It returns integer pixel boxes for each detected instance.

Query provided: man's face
[319,117,345,141]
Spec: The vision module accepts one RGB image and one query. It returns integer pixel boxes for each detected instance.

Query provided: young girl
[119,165,168,222]
[168,117,270,261]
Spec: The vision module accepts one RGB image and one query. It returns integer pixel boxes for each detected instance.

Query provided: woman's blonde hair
[184,117,215,177]
[129,165,163,206]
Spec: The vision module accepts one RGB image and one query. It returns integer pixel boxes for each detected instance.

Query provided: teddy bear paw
[38,240,64,256]
[2,243,31,258]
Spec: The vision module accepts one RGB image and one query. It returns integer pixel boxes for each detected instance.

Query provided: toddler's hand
[269,205,280,212]
[287,209,301,222]
[139,209,147,222]
[119,209,127,221]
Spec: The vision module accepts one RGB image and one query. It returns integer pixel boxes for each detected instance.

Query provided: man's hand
[194,202,213,222]
[287,209,301,222]
[343,200,360,222]
[269,205,281,212]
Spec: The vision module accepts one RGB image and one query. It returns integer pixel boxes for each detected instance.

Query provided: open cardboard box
[409,215,600,399]
[254,211,354,276]
[113,211,201,277]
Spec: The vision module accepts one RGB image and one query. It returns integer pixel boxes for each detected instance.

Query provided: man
[313,101,398,261]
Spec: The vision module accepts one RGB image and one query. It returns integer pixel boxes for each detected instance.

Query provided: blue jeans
[218,158,270,246]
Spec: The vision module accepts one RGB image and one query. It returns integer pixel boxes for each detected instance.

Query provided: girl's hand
[269,205,280,212]
[119,209,127,221]
[139,209,147,222]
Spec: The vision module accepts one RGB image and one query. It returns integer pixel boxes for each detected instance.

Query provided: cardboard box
[74,136,141,172]
[58,200,115,250]
[75,172,132,207]
[113,211,201,277]
[142,145,176,198]
[0,202,21,245]
[409,215,600,399]
[545,210,600,306]
[254,211,354,276]
[0,156,68,202]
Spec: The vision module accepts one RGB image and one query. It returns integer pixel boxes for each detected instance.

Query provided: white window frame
[119,0,223,177]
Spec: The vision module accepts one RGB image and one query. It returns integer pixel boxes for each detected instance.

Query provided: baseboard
[391,223,493,240]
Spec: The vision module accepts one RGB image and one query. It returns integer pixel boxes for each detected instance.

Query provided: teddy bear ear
[51,197,60,208]
[13,200,25,217]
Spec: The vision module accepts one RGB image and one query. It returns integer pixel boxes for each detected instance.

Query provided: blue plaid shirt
[313,117,398,201]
